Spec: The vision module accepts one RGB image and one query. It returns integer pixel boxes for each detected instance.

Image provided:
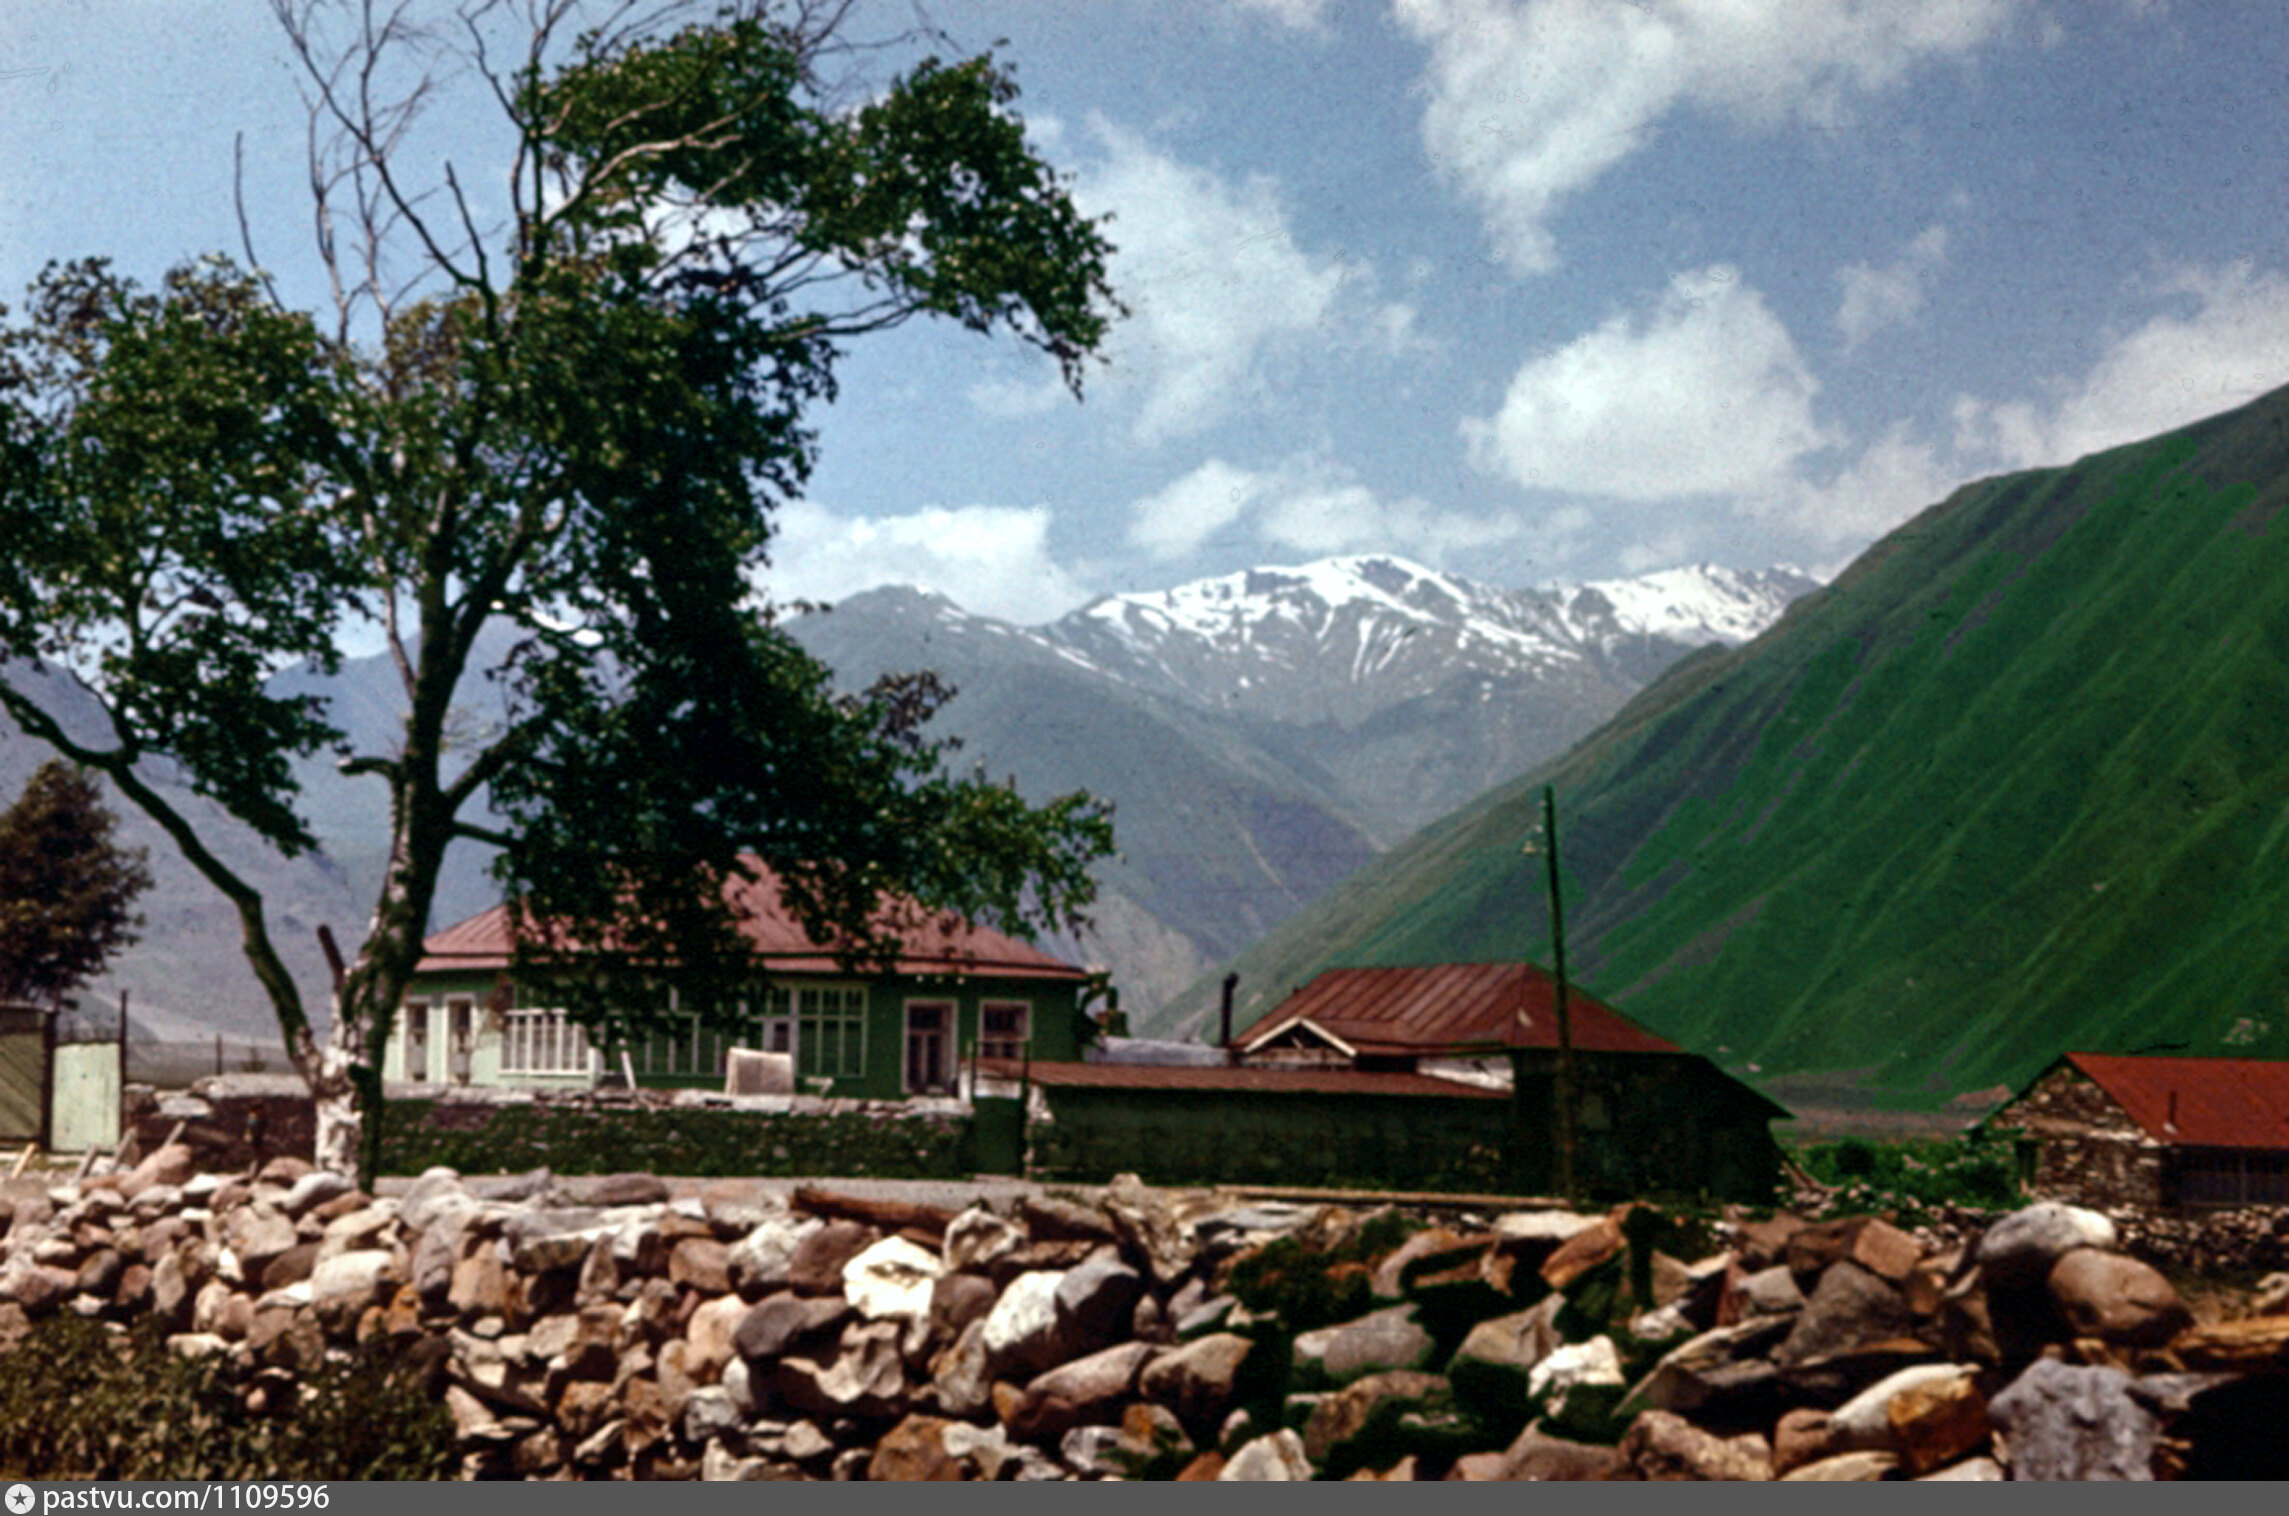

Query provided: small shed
[1989,1052,2289,1209]
[0,1001,124,1153]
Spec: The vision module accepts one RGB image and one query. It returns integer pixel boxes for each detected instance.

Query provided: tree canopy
[0,761,153,1010]
[0,1,1121,1175]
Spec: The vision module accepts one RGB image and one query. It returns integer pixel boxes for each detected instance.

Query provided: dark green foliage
[0,4,1122,1177]
[379,1097,976,1180]
[0,1314,455,1480]
[1224,1209,1417,1333]
[1795,1133,2020,1217]
[1170,383,2289,1108]
[0,760,151,1006]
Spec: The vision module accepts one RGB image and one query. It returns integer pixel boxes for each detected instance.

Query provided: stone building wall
[1988,1064,2165,1210]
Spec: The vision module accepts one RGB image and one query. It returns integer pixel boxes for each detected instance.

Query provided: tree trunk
[309,1003,366,1181]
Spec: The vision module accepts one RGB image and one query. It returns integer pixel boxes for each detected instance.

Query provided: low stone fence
[124,1079,981,1182]
[7,1145,2289,1478]
[378,1088,977,1181]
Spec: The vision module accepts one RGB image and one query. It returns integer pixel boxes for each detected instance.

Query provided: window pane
[980,1000,1029,1060]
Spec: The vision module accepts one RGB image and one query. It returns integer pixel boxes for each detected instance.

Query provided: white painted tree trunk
[309,988,364,1175]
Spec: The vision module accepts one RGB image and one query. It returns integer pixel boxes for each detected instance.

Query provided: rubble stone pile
[4,1148,2287,1480]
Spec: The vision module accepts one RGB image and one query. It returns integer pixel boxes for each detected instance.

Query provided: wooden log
[790,1184,960,1238]
[2167,1314,2289,1371]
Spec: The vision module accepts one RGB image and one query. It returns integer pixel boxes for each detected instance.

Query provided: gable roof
[2060,1052,2289,1151]
[979,1058,1505,1100]
[415,858,1088,984]
[1235,962,1679,1058]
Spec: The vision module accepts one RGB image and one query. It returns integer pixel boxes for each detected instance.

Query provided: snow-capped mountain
[1048,556,1816,724]
[786,556,1820,1016]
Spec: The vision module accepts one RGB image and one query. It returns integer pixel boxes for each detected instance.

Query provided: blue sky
[5,1,2287,623]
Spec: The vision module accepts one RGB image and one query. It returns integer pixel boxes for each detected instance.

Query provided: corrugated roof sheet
[2067,1052,2289,1151]
[978,1059,1505,1100]
[1236,963,1677,1057]
[416,857,1087,983]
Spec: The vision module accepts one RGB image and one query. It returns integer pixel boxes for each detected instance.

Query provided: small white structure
[724,1047,795,1096]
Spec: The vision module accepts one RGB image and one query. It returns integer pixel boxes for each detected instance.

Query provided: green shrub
[1224,1209,1418,1333]
[1794,1131,2019,1217]
[0,1315,457,1480]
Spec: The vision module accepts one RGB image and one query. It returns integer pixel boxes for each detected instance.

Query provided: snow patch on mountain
[1568,564,1818,647]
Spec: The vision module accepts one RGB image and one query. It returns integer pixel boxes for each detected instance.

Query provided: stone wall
[10,1150,2289,1479]
[125,1077,318,1174]
[127,1074,1777,1201]
[377,1088,977,1181]
[125,1080,980,1183]
[1988,1065,2165,1211]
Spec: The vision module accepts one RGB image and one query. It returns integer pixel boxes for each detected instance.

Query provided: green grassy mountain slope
[1151,382,2289,1107]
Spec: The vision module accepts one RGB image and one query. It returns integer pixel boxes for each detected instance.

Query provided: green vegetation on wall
[1028,1089,1522,1196]
[379,1098,977,1180]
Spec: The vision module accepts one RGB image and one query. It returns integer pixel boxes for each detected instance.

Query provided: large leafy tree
[0,1,1119,1178]
[0,761,154,1010]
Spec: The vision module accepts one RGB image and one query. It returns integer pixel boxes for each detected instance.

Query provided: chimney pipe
[1220,972,1240,1061]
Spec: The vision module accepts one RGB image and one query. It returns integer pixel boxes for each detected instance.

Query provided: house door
[905,1001,953,1094]
[447,999,473,1085]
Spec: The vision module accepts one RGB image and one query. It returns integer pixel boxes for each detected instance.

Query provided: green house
[387,862,1096,1099]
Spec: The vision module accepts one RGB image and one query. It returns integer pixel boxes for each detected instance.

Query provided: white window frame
[501,1006,599,1076]
[402,998,431,1082]
[791,984,867,1081]
[978,999,1031,1061]
[904,998,956,1095]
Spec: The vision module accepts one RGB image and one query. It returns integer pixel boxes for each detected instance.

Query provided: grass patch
[0,1315,456,1480]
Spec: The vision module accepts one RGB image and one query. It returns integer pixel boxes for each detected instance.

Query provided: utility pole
[1526,785,1580,1205]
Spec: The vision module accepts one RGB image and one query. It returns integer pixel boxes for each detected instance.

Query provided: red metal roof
[1235,963,1678,1057]
[416,858,1088,983]
[978,1059,1505,1100]
[2066,1052,2289,1151]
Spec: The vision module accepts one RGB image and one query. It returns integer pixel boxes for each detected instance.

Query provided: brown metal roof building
[1232,961,1679,1061]
[1990,1052,2289,1208]
[1011,962,1785,1201]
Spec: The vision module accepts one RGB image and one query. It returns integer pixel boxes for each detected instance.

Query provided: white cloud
[1075,120,1405,442]
[1955,261,2289,469]
[1398,0,2020,273]
[767,500,1090,624]
[1836,224,1949,349]
[1767,421,1962,544]
[1127,458,1267,560]
[1128,454,1529,566]
[1617,528,1696,576]
[1466,266,1837,500]
[965,371,1069,420]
